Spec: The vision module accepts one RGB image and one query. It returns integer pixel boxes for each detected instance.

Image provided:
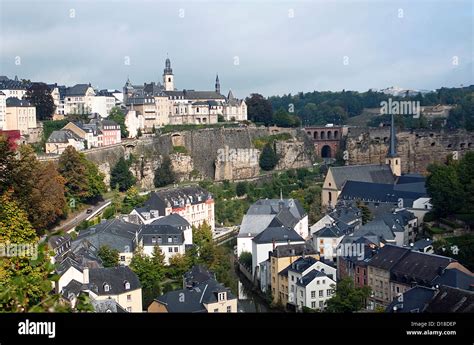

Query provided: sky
[0,0,472,98]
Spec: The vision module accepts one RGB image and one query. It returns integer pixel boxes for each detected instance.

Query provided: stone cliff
[346,127,474,174]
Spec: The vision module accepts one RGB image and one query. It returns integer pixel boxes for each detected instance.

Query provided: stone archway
[321,145,332,158]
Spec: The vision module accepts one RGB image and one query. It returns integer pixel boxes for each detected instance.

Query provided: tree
[58,146,90,202]
[326,278,371,313]
[28,162,67,233]
[168,254,192,279]
[273,108,300,127]
[238,251,252,268]
[98,246,120,267]
[0,192,65,312]
[122,186,144,213]
[24,82,55,121]
[130,246,166,307]
[192,221,213,251]
[356,200,373,225]
[259,143,279,171]
[108,107,129,138]
[426,163,463,217]
[75,293,95,312]
[58,147,105,204]
[245,93,273,125]
[0,135,17,195]
[136,128,143,138]
[235,181,248,197]
[110,157,136,191]
[154,156,175,188]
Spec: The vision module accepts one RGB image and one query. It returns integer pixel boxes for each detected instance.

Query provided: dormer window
[124,281,130,290]
[218,292,226,301]
[104,283,110,292]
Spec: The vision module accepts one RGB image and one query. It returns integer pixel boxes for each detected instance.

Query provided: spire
[215,74,220,94]
[227,89,234,100]
[387,113,397,158]
[164,56,173,75]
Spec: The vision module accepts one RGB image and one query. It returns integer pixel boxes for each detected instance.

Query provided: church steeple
[386,113,401,176]
[215,74,220,94]
[163,56,174,91]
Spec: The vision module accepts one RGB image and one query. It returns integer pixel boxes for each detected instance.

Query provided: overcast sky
[0,0,472,98]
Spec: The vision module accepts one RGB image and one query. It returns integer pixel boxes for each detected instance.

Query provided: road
[53,199,111,233]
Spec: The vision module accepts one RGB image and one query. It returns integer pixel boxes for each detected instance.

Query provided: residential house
[45,129,85,154]
[387,285,474,313]
[251,226,305,280]
[412,238,434,254]
[269,243,319,305]
[237,198,308,256]
[148,266,237,313]
[47,234,72,264]
[129,186,215,230]
[280,256,336,310]
[73,219,140,266]
[4,97,37,135]
[124,109,145,138]
[139,223,186,264]
[64,84,95,114]
[61,266,142,312]
[91,89,116,117]
[0,75,27,100]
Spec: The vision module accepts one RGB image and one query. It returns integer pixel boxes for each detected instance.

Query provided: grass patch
[252,133,292,150]
[172,145,188,154]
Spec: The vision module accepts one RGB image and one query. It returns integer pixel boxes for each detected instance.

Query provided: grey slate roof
[88,266,141,296]
[353,219,396,242]
[140,224,184,246]
[413,238,433,251]
[340,180,426,208]
[239,198,306,238]
[423,286,474,312]
[154,277,235,313]
[390,251,456,285]
[164,90,225,100]
[184,265,216,288]
[386,286,436,313]
[47,130,83,143]
[91,298,128,313]
[432,268,474,291]
[287,256,319,274]
[74,219,139,253]
[269,243,318,258]
[6,97,32,107]
[252,226,304,244]
[48,234,71,249]
[151,213,190,230]
[367,244,410,271]
[296,269,327,287]
[329,164,395,189]
[65,84,91,97]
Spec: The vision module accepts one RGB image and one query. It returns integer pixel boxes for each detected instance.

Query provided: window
[214,309,219,313]
[311,301,316,308]
[124,281,130,290]
[120,256,126,261]
[327,289,332,296]
[316,280,320,285]
[174,247,179,252]
[168,247,173,253]
[291,275,294,282]
[319,301,324,308]
[218,292,226,301]
[319,290,324,297]
[311,291,316,298]
[227,306,231,313]
[168,237,172,243]
[300,291,303,297]
[127,294,132,301]
[127,307,132,312]
[103,283,110,292]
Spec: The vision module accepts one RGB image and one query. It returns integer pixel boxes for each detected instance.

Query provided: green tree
[136,128,143,138]
[0,192,64,312]
[129,246,166,308]
[356,200,373,225]
[426,163,463,217]
[154,156,175,188]
[245,93,273,125]
[98,245,120,267]
[24,82,56,120]
[235,181,248,197]
[326,277,371,313]
[168,254,192,279]
[108,106,129,138]
[75,293,95,312]
[259,143,279,171]
[0,135,17,195]
[238,251,252,268]
[122,186,144,213]
[110,157,136,191]
[58,146,90,202]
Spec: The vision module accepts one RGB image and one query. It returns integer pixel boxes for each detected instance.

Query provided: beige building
[64,84,96,114]
[45,129,85,154]
[4,97,37,135]
[269,244,319,306]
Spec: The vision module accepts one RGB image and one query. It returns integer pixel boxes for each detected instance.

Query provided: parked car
[86,208,93,214]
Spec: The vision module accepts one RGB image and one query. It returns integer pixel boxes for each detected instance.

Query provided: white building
[64,84,96,114]
[251,226,305,279]
[91,90,116,117]
[140,223,187,265]
[284,256,336,311]
[238,198,308,256]
[0,76,27,100]
[125,110,145,138]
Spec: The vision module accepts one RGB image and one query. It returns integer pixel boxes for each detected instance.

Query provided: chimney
[83,267,89,284]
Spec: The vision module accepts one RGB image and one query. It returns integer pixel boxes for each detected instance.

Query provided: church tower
[386,113,401,176]
[163,57,174,91]
[215,74,220,94]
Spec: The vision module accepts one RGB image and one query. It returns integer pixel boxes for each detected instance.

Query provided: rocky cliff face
[346,128,474,174]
